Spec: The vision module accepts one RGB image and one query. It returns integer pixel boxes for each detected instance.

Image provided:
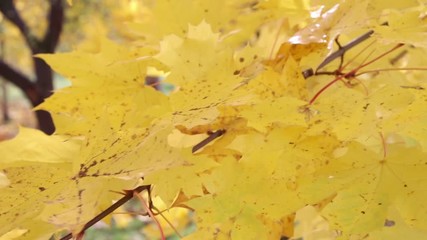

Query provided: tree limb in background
[0,0,38,50]
[0,0,64,134]
[0,60,37,105]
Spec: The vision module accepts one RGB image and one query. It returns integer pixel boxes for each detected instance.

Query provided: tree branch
[0,0,62,134]
[42,0,64,53]
[0,0,39,51]
[59,129,227,239]
[192,129,226,153]
[33,0,64,97]
[60,185,152,240]
[0,59,38,105]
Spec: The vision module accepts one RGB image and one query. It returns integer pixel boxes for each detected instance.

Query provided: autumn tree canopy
[1,0,427,239]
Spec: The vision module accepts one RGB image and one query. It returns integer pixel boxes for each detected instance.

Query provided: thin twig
[60,185,151,240]
[339,40,376,72]
[303,30,375,79]
[355,67,427,77]
[153,206,184,239]
[309,44,404,104]
[134,191,166,240]
[192,129,226,153]
[315,30,374,72]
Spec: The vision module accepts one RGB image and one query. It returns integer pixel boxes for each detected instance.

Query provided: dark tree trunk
[0,0,64,134]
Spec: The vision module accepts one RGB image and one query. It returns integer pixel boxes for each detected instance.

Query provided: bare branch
[42,0,64,53]
[192,129,226,153]
[0,59,38,105]
[0,0,39,51]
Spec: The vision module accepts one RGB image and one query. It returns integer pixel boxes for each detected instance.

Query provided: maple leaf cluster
[1,0,427,239]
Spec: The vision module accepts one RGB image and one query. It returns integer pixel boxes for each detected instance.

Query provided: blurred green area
[59,198,196,240]
[84,218,196,240]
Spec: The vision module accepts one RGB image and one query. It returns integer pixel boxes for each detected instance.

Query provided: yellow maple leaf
[155,21,253,129]
[0,127,77,236]
[373,6,427,48]
[298,141,427,235]
[239,96,307,132]
[362,206,427,239]
[5,36,188,233]
[292,205,337,240]
[144,150,219,206]
[381,84,427,150]
[184,126,341,238]
[289,0,371,46]
[142,196,191,239]
[127,0,299,46]
[36,36,168,136]
[0,229,27,240]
